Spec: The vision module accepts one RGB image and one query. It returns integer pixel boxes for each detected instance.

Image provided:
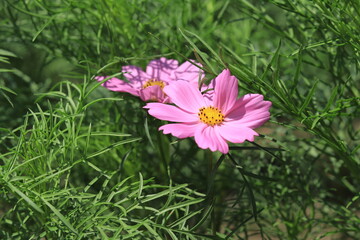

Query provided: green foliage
[1,0,359,239]
[0,80,210,239]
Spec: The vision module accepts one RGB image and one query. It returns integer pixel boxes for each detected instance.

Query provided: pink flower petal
[170,60,204,86]
[161,96,172,104]
[194,125,229,154]
[218,121,259,143]
[159,123,200,138]
[95,76,139,96]
[122,65,149,89]
[163,81,206,113]
[213,126,229,153]
[146,57,179,81]
[226,94,272,128]
[213,69,238,114]
[139,85,165,102]
[144,103,199,122]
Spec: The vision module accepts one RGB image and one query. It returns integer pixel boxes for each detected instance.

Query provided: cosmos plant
[96,57,204,102]
[145,69,272,153]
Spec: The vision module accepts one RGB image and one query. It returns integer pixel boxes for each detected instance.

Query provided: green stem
[156,129,170,181]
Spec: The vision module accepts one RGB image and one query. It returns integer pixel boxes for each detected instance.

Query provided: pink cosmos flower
[144,69,272,154]
[96,57,203,102]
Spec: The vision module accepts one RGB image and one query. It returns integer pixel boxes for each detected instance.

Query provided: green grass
[1,0,360,239]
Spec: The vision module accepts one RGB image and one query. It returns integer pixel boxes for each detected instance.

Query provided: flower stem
[156,129,170,181]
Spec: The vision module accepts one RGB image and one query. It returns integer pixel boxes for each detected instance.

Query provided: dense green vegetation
[1,0,359,239]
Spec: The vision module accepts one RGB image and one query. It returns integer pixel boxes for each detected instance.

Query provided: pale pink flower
[96,57,203,102]
[144,69,271,154]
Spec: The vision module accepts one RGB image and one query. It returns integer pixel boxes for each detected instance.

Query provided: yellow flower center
[198,106,225,126]
[143,78,166,89]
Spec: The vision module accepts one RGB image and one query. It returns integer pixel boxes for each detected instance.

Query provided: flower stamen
[198,106,225,126]
[143,78,166,89]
